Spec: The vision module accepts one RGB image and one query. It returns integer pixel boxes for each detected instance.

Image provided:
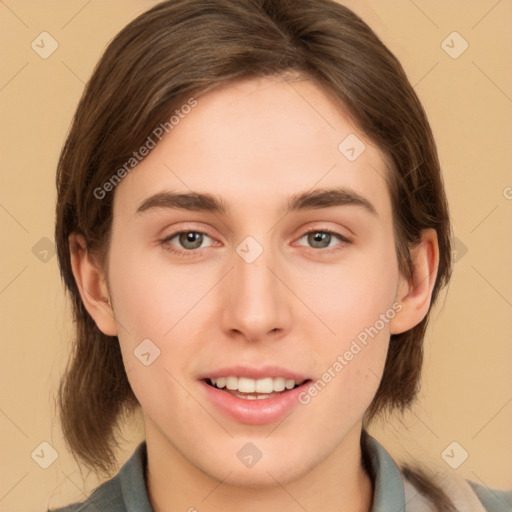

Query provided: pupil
[309,232,330,248]
[180,232,202,249]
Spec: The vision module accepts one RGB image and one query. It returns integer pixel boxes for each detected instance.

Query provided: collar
[365,436,408,511]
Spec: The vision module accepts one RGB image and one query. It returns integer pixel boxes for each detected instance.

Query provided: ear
[68,233,118,336]
[390,228,439,335]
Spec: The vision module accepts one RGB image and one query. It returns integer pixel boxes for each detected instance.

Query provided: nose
[220,245,292,343]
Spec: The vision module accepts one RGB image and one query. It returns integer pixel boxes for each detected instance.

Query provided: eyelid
[159,224,352,257]
[161,228,213,241]
[160,227,220,257]
[294,227,352,252]
[300,227,352,243]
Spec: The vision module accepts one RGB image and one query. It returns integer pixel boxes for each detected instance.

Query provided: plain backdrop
[0,1,511,510]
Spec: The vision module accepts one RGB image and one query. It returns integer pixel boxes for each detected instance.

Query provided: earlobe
[68,233,118,336]
[390,229,439,335]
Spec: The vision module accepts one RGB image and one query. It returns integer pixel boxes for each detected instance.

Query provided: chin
[208,460,308,489]
[194,441,316,489]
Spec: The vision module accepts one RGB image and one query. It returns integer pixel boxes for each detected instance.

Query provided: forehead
[113,76,391,219]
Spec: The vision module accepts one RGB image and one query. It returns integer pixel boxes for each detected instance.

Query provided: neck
[145,421,373,512]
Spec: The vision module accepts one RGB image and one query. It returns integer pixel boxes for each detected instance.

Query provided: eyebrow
[136,191,228,215]
[288,187,377,215]
[136,187,377,216]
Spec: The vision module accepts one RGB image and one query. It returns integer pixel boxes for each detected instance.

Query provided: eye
[163,231,214,251]
[297,230,349,250]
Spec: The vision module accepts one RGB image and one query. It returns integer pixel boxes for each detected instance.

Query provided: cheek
[106,241,221,405]
[292,236,400,342]
[292,236,398,412]
[296,320,390,433]
[107,238,216,340]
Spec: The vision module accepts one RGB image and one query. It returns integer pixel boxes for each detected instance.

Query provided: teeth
[272,377,285,392]
[225,376,238,390]
[238,377,255,393]
[255,377,273,393]
[285,379,295,390]
[209,376,304,393]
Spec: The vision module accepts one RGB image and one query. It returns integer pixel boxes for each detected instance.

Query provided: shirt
[48,436,512,511]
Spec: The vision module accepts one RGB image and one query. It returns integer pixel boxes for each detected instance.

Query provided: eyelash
[160,228,352,257]
[160,230,216,258]
[298,228,352,252]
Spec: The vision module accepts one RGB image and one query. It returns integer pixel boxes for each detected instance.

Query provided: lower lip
[200,380,310,425]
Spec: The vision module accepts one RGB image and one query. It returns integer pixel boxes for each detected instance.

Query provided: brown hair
[55,0,452,508]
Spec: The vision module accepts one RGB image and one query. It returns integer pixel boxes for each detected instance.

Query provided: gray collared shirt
[49,436,512,511]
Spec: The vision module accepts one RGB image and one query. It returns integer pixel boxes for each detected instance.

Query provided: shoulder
[404,473,512,512]
[365,434,511,512]
[47,442,152,512]
[469,480,512,512]
[48,471,124,512]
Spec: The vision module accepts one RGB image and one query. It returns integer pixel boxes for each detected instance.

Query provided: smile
[207,376,305,400]
[199,368,312,425]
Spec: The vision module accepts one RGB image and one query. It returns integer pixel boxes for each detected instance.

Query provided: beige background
[1,1,511,510]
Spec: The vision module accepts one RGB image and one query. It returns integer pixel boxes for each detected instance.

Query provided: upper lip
[198,365,312,382]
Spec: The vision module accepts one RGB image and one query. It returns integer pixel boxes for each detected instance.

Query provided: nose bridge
[221,238,291,339]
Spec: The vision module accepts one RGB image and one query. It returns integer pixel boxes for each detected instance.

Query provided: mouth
[205,376,308,400]
[199,369,313,425]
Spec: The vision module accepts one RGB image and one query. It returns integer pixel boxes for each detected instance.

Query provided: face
[105,76,403,486]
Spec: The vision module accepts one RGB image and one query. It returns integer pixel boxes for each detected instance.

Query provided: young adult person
[51,1,512,510]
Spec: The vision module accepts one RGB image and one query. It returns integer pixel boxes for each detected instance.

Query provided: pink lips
[198,365,312,425]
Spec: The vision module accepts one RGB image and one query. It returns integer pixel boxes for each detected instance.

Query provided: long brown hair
[55,0,453,508]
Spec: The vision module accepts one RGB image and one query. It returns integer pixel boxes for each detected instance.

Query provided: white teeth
[238,377,255,393]
[209,376,304,393]
[285,379,295,390]
[273,377,286,392]
[225,376,238,390]
[255,377,273,393]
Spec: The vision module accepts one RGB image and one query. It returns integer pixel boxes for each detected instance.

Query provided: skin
[70,76,439,512]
